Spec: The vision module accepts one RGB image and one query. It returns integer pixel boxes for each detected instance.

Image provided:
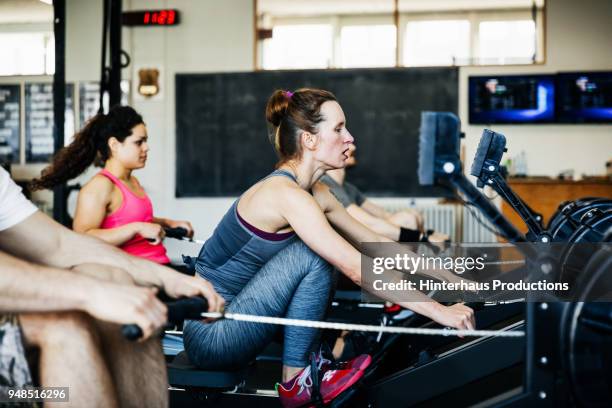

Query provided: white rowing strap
[200,312,524,338]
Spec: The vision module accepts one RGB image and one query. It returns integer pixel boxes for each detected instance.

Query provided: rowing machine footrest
[309,351,325,407]
[167,351,247,389]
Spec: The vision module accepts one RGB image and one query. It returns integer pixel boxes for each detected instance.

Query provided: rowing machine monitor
[418,111,462,186]
[418,112,526,243]
[470,129,507,188]
[470,129,548,241]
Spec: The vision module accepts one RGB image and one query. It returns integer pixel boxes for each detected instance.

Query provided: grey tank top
[320,174,366,208]
[194,169,298,301]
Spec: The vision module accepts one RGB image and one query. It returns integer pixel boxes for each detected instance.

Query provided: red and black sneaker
[335,354,372,371]
[276,365,364,408]
[318,353,372,372]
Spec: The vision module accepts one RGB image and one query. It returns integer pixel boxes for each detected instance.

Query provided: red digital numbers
[158,10,167,25]
[123,9,178,26]
[143,10,176,25]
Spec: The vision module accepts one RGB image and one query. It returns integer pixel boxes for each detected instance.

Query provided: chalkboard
[0,84,20,164]
[176,68,458,197]
[25,83,75,163]
[79,81,130,127]
[79,82,101,127]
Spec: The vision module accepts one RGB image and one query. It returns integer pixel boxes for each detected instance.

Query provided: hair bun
[265,89,290,128]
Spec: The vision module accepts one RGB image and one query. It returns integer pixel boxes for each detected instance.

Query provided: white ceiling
[0,0,53,24]
[258,0,545,17]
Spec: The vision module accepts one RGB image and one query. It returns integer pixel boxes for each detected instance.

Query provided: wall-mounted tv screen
[556,71,612,123]
[469,75,555,124]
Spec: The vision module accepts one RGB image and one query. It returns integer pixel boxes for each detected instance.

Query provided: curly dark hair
[30,105,144,191]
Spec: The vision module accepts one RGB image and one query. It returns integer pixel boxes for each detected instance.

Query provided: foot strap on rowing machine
[309,351,324,407]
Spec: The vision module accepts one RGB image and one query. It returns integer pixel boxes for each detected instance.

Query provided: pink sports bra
[98,169,170,264]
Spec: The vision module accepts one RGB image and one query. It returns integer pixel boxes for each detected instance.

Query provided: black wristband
[399,227,421,242]
[420,229,435,242]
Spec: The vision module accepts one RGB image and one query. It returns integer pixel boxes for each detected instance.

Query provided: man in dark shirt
[321,145,448,243]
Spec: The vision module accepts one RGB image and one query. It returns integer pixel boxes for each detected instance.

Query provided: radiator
[416,205,458,242]
[383,203,498,243]
[460,206,498,243]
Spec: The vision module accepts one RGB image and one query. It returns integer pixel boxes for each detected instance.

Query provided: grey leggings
[183,240,333,369]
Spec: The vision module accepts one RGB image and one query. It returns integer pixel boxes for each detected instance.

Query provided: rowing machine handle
[164,227,189,239]
[121,297,209,341]
[145,226,188,243]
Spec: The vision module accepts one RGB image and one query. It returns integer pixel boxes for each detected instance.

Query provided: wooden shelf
[501,178,612,233]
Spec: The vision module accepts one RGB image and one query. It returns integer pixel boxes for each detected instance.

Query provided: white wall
[125,0,254,253]
[65,0,102,82]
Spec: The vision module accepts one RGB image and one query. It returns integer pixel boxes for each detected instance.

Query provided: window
[479,20,536,64]
[45,34,55,74]
[262,25,333,70]
[256,0,546,69]
[403,20,470,66]
[340,25,396,68]
[0,33,54,76]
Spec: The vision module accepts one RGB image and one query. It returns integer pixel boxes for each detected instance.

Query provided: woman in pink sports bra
[31,106,193,264]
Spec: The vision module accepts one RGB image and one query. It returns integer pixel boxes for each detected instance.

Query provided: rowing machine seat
[167,351,247,389]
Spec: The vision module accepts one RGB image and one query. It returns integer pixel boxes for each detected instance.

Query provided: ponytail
[265,90,291,153]
[30,105,143,190]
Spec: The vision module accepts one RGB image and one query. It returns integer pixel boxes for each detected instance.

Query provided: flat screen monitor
[469,75,555,124]
[556,71,612,123]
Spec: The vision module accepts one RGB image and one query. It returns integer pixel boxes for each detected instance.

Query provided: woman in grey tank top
[184,88,476,407]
